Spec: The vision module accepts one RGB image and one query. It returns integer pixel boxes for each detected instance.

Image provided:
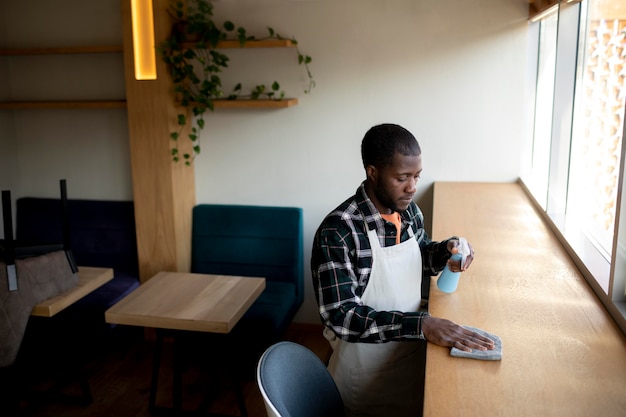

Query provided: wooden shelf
[0,46,126,110]
[0,100,127,109]
[0,39,298,110]
[182,39,295,50]
[0,99,298,110]
[0,45,123,55]
[0,39,294,56]
[212,98,298,109]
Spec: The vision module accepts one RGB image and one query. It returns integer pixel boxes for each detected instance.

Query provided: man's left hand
[446,238,474,271]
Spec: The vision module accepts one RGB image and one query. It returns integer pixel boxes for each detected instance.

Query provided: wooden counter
[31,266,113,317]
[424,182,626,417]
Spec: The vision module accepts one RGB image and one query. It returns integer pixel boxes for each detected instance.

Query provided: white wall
[0,0,131,201]
[0,0,530,322]
[197,0,530,321]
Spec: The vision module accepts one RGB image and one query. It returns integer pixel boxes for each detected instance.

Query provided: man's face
[367,152,423,214]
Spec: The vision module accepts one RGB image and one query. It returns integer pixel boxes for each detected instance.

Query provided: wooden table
[105,271,265,333]
[424,182,626,417]
[31,266,113,317]
[23,266,114,405]
[105,271,266,415]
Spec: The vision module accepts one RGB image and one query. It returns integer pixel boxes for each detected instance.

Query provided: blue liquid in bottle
[437,253,463,293]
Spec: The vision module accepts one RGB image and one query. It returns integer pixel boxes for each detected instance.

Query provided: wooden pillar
[121,0,195,282]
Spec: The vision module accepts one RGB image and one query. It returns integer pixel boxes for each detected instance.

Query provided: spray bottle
[436,237,470,293]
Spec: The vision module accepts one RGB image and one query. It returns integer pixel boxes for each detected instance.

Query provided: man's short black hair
[361,123,421,169]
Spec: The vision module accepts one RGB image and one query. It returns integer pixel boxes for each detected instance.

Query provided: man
[311,123,494,417]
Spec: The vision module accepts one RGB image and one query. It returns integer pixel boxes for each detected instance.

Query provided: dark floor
[0,322,331,417]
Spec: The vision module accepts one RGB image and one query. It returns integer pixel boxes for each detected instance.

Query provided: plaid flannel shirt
[311,182,454,343]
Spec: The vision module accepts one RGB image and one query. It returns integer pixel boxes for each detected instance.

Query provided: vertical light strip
[131,0,157,80]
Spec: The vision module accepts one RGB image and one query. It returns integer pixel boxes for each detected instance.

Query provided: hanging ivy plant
[158,0,315,165]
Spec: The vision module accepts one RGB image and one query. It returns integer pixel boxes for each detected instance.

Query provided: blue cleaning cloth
[450,326,502,361]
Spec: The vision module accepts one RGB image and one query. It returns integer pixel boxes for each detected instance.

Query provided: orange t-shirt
[381,212,402,244]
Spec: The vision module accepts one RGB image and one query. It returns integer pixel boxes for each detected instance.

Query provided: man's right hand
[422,316,495,352]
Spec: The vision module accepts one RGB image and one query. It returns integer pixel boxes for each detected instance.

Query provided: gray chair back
[257,341,345,417]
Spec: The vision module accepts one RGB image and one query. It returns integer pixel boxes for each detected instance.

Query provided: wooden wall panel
[121,0,196,282]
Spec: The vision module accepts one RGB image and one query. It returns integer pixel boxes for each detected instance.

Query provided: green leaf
[193,145,201,154]
[272,81,280,91]
[197,118,205,129]
[171,148,178,155]
[268,27,275,37]
[170,132,179,140]
[237,28,247,46]
[223,21,235,31]
[177,114,186,125]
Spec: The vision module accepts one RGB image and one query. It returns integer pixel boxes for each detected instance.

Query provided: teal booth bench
[191,204,304,360]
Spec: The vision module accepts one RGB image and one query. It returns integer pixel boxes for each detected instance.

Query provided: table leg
[232,371,249,417]
[147,329,249,417]
[172,333,183,412]
[148,329,163,414]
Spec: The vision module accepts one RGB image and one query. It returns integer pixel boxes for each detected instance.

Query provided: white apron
[325,226,425,417]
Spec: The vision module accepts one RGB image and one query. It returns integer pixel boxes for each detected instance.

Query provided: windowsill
[518,178,626,334]
[546,212,611,293]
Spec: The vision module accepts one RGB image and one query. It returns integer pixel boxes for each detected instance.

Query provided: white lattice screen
[577,18,626,244]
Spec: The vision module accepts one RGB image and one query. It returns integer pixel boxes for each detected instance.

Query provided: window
[526,12,558,209]
[523,0,626,330]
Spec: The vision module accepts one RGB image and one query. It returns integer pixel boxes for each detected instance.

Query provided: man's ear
[366,165,377,182]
